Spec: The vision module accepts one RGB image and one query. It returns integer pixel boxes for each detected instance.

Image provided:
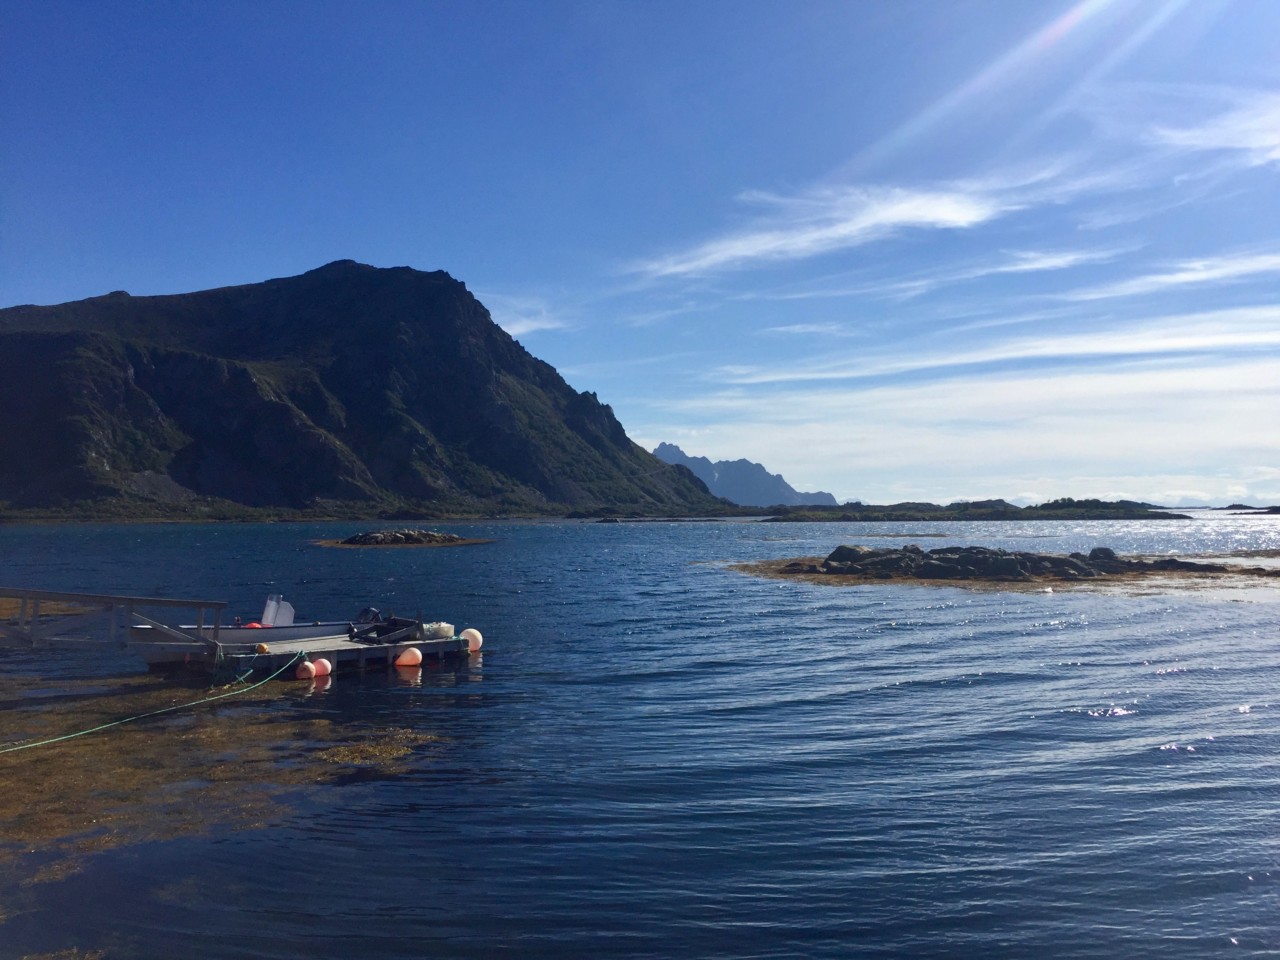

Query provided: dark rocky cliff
[0,261,723,517]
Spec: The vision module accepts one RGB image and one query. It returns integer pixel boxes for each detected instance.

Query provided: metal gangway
[0,586,227,656]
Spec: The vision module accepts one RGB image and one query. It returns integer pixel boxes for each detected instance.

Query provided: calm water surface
[2,516,1280,958]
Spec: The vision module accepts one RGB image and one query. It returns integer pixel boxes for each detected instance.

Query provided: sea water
[1,516,1279,958]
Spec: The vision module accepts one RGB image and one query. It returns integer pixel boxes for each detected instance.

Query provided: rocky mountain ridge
[0,261,724,518]
[652,442,838,507]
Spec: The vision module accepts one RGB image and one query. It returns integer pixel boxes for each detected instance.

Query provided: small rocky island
[739,544,1280,587]
[320,528,492,548]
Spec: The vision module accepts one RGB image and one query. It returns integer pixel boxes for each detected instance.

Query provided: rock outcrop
[339,529,468,546]
[778,544,1239,582]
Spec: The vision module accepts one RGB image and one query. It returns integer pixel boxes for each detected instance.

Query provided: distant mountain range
[0,261,724,518]
[652,443,838,507]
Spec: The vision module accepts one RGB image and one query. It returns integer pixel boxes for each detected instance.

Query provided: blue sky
[4,0,1279,506]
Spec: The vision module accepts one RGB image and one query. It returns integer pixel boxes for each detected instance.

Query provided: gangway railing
[0,587,227,654]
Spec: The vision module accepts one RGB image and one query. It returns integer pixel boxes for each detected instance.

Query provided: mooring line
[0,651,307,755]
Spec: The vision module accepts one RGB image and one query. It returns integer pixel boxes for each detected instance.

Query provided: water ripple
[3,518,1280,957]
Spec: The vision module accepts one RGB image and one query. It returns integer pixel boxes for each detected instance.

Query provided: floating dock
[1,587,480,681]
[210,628,476,679]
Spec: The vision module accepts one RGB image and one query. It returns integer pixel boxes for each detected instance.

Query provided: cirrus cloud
[1064,250,1280,301]
[634,185,1007,278]
[1151,90,1280,166]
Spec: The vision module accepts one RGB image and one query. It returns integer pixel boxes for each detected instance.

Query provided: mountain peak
[0,268,723,517]
[653,444,837,507]
[304,258,371,275]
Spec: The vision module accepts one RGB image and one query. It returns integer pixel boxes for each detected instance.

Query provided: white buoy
[295,660,316,680]
[460,628,483,652]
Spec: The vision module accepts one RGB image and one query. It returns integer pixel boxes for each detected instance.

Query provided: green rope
[0,651,308,756]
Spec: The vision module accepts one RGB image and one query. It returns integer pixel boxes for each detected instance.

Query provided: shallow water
[2,515,1280,958]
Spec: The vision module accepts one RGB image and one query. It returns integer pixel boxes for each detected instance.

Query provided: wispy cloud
[662,355,1280,424]
[500,316,568,337]
[741,247,1120,303]
[875,247,1123,300]
[634,185,1007,278]
[710,304,1280,385]
[479,293,570,337]
[1151,90,1280,166]
[989,249,1112,274]
[556,350,705,380]
[761,322,849,336]
[632,85,1276,287]
[630,150,1154,286]
[1064,251,1280,300]
[631,354,1280,504]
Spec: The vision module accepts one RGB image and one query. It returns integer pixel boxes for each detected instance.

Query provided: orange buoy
[295,660,316,680]
[255,642,270,654]
[394,647,423,667]
[313,658,332,677]
[245,622,263,629]
[460,628,483,652]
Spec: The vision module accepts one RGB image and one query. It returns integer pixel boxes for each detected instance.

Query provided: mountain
[0,261,724,517]
[652,443,839,507]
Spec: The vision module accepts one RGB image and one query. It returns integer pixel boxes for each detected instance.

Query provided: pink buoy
[295,660,316,680]
[313,658,332,677]
[395,647,423,667]
[460,628,483,652]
